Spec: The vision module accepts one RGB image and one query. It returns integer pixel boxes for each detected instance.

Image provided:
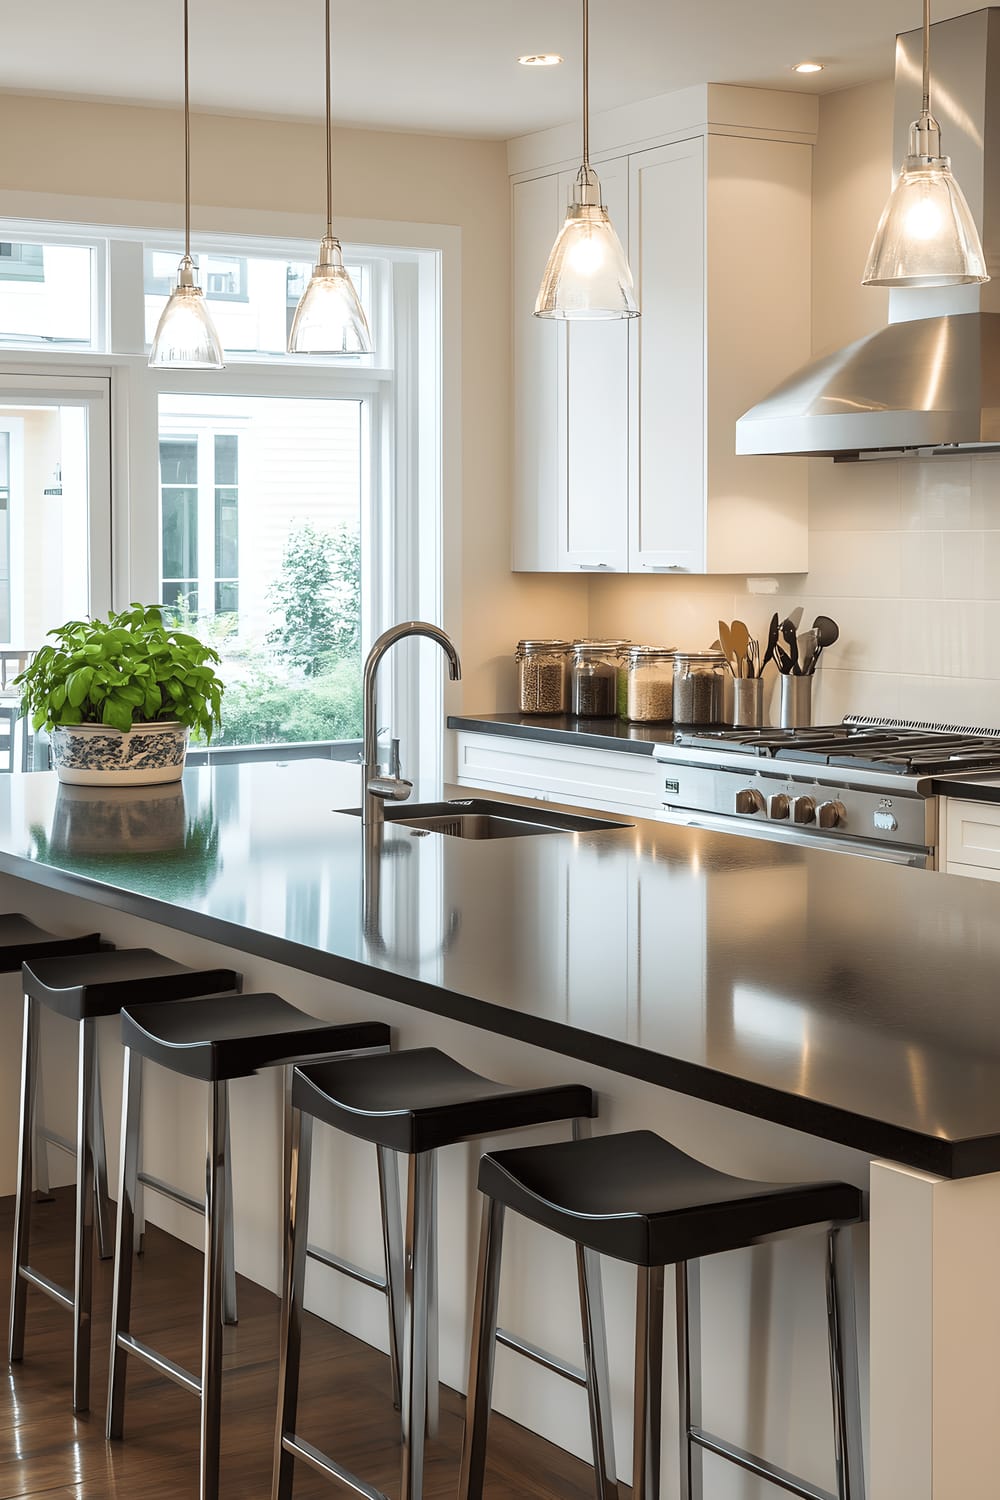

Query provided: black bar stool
[8,947,241,1415]
[272,1047,596,1500]
[460,1130,866,1500]
[106,992,391,1500]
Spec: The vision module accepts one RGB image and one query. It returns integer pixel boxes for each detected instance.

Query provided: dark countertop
[4,763,1000,1178]
[932,773,1000,803]
[447,712,667,754]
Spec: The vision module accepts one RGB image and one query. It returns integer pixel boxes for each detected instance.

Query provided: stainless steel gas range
[653,717,1000,867]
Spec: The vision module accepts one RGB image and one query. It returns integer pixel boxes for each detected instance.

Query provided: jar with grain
[574,638,632,717]
[570,643,620,718]
[672,650,727,726]
[625,647,677,722]
[515,640,571,715]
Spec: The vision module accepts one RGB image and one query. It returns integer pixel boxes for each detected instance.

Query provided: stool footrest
[19,1264,74,1312]
[116,1332,201,1398]
[690,1427,837,1500]
[281,1434,389,1500]
[36,1127,76,1158]
[495,1326,587,1388]
[138,1170,205,1217]
[306,1243,388,1296]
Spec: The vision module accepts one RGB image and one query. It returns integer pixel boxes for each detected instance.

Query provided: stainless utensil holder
[731,678,764,728]
[779,674,812,729]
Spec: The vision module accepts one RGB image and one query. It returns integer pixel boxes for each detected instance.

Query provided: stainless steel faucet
[362,621,462,825]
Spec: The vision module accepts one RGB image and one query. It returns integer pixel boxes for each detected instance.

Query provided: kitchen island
[1,760,997,1500]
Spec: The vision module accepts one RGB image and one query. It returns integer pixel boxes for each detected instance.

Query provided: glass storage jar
[515,640,571,715]
[570,643,620,718]
[625,647,677,722]
[574,638,632,717]
[672,651,727,726]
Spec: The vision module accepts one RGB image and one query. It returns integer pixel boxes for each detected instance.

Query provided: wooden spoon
[730,619,752,678]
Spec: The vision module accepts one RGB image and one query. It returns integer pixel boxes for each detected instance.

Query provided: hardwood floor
[0,1191,598,1500]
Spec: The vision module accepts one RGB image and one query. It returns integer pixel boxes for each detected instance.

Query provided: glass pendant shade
[535,167,639,320]
[288,235,373,354]
[148,255,225,368]
[863,127,989,287]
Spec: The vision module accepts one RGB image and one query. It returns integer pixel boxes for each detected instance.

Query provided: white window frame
[0,200,460,784]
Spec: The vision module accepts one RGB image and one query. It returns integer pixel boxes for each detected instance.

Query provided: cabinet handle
[644,564,689,573]
[576,563,616,571]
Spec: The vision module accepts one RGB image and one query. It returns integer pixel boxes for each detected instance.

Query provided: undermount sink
[344,799,632,840]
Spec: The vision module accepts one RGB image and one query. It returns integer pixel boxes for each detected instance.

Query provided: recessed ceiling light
[793,61,824,74]
[518,54,564,67]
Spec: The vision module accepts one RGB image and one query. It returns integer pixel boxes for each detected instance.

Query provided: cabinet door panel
[629,139,706,572]
[562,158,630,573]
[512,174,565,571]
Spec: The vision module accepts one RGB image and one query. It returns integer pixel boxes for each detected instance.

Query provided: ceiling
[1,1,990,139]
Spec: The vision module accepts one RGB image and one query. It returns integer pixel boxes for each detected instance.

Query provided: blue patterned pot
[50,722,190,786]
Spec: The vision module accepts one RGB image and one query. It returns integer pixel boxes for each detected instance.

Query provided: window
[144,250,249,302]
[0,240,94,347]
[0,431,9,639]
[0,243,45,283]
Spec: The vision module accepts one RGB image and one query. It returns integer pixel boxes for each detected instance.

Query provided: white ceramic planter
[50,722,189,786]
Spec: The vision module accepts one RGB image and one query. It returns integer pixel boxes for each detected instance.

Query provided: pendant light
[863,0,989,288]
[149,0,225,369]
[288,0,372,354]
[534,0,638,320]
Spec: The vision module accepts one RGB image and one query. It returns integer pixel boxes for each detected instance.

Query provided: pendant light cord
[325,0,334,238]
[183,0,191,261]
[922,0,931,117]
[581,0,590,169]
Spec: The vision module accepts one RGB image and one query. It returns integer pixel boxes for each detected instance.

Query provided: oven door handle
[660,806,932,867]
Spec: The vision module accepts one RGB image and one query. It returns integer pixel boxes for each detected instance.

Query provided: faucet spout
[362,621,462,826]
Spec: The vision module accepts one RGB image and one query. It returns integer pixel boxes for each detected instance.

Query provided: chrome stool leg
[222,1109,238,1327]
[377,1144,405,1410]
[827,1227,866,1500]
[675,1260,703,1500]
[200,1080,229,1500]
[107,1048,144,1438]
[71,1018,98,1412]
[633,1265,665,1500]
[578,1246,619,1500]
[400,1152,433,1500]
[9,994,39,1363]
[272,1108,314,1500]
[32,1034,53,1202]
[93,1049,115,1261]
[425,1150,440,1438]
[458,1196,506,1500]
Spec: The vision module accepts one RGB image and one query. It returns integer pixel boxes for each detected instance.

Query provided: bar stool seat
[9,947,242,1416]
[23,947,237,1021]
[107,996,392,1500]
[461,1130,866,1500]
[273,1050,596,1500]
[478,1130,862,1265]
[295,1047,595,1153]
[0,913,102,970]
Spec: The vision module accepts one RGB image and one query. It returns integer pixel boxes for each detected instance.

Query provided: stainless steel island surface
[0,759,998,1178]
[2,759,999,1500]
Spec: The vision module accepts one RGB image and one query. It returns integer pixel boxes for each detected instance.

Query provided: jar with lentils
[672,650,727,726]
[574,638,632,717]
[515,640,571,715]
[625,647,677,722]
[570,643,620,718]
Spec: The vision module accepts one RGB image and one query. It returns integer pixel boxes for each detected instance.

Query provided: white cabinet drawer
[944,799,1000,872]
[944,859,1000,884]
[453,731,661,817]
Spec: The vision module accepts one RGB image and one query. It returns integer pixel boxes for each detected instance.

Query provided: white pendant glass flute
[288,0,372,354]
[534,0,639,320]
[863,0,989,287]
[149,0,225,368]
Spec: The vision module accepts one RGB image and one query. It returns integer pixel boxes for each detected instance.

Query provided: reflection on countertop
[1,760,999,1176]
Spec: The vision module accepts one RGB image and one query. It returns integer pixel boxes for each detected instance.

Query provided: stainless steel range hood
[736,8,1000,460]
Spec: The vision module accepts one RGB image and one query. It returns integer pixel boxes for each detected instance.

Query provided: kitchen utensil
[813,614,840,659]
[717,621,737,675]
[730,619,752,678]
[746,638,760,678]
[780,618,800,675]
[774,640,793,674]
[779,674,812,728]
[760,612,780,673]
[796,628,818,676]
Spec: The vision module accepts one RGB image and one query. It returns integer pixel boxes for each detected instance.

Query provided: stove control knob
[735,787,765,816]
[817,800,846,830]
[768,793,790,820]
[792,796,816,825]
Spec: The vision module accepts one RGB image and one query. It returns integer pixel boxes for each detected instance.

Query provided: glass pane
[161,485,198,580]
[162,581,198,613]
[0,243,93,346]
[0,401,92,648]
[158,393,364,748]
[160,437,198,485]
[145,248,370,356]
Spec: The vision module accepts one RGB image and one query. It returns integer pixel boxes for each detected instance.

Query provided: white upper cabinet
[509,84,816,576]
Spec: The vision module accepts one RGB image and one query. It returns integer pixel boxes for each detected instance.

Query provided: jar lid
[572,641,622,658]
[672,649,726,663]
[516,639,572,651]
[627,645,677,661]
[573,637,632,646]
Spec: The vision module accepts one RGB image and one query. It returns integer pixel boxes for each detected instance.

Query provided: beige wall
[0,92,589,716]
